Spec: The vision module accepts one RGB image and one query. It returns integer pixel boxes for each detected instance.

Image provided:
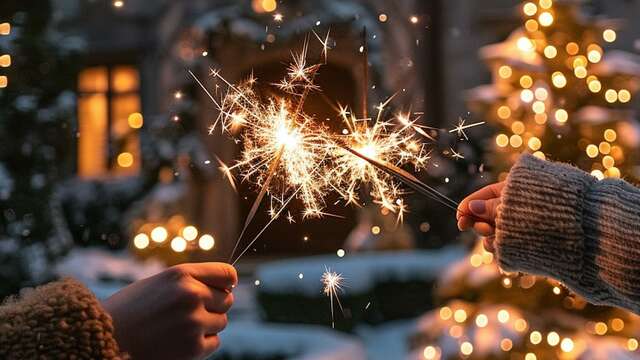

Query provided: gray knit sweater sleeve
[495,154,640,313]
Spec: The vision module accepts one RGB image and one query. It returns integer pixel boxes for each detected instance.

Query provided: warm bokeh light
[510,134,523,148]
[117,152,134,168]
[198,234,215,250]
[555,109,568,123]
[530,331,542,344]
[520,75,533,88]
[539,0,553,8]
[497,309,510,323]
[511,121,525,134]
[560,338,574,352]
[525,353,537,360]
[605,89,618,103]
[586,144,599,158]
[517,37,535,52]
[151,226,168,243]
[497,105,511,119]
[591,169,605,180]
[565,42,579,55]
[496,134,509,147]
[628,338,639,351]
[523,2,537,16]
[611,318,625,332]
[336,248,345,257]
[552,72,567,88]
[547,331,560,346]
[618,89,631,103]
[133,233,150,249]
[182,225,198,241]
[515,318,528,332]
[0,76,6,88]
[498,65,512,78]
[0,55,10,67]
[588,79,602,93]
[475,314,489,327]
[500,338,513,351]
[538,11,553,26]
[528,137,542,150]
[439,306,452,320]
[535,87,548,100]
[525,19,539,32]
[460,341,473,356]
[171,236,187,252]
[521,89,534,102]
[454,309,467,323]
[544,45,557,58]
[0,23,10,35]
[423,345,437,360]
[604,129,617,142]
[532,101,545,114]
[128,112,143,128]
[603,29,617,43]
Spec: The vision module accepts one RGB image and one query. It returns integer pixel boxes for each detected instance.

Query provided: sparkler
[321,267,345,328]
[190,29,483,265]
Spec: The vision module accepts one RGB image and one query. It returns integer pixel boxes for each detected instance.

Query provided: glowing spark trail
[189,30,483,264]
[322,267,345,328]
[449,117,485,141]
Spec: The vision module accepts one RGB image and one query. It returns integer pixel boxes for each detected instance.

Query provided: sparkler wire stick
[231,184,303,266]
[338,144,459,212]
[228,146,285,262]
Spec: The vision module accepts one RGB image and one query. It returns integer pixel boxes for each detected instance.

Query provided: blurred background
[2,0,640,359]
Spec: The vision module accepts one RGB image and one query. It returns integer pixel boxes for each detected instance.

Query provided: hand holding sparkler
[457,181,505,251]
[103,263,237,359]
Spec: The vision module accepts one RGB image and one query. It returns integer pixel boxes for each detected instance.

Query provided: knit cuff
[495,154,596,291]
[0,278,127,359]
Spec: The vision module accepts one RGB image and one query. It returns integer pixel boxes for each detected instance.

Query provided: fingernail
[469,200,486,215]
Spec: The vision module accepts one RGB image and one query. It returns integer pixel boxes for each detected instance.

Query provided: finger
[483,236,495,253]
[457,215,474,231]
[201,335,221,356]
[473,222,495,236]
[203,288,234,314]
[188,263,238,290]
[457,182,505,220]
[200,312,228,335]
[468,197,501,224]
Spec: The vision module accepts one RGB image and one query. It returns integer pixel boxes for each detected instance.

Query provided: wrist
[495,154,595,287]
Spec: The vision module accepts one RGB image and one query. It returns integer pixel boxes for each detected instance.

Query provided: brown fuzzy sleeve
[0,278,128,359]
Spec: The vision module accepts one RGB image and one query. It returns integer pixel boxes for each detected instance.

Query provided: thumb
[468,198,500,224]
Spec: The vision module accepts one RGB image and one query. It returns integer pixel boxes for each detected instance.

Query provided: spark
[273,13,283,22]
[450,147,465,160]
[322,267,345,328]
[449,117,485,140]
[189,32,484,264]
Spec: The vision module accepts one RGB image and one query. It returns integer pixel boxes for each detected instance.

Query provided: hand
[457,181,505,252]
[102,263,237,360]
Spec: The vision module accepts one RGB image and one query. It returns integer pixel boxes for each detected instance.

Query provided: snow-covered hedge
[255,248,465,330]
[209,321,366,360]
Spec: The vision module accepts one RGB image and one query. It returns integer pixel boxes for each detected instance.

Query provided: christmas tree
[467,0,640,182]
[409,1,640,359]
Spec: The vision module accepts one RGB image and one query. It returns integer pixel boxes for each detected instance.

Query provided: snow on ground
[356,318,418,360]
[55,247,165,299]
[212,321,366,360]
[256,247,465,296]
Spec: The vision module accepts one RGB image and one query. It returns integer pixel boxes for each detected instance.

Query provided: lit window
[77,65,142,178]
